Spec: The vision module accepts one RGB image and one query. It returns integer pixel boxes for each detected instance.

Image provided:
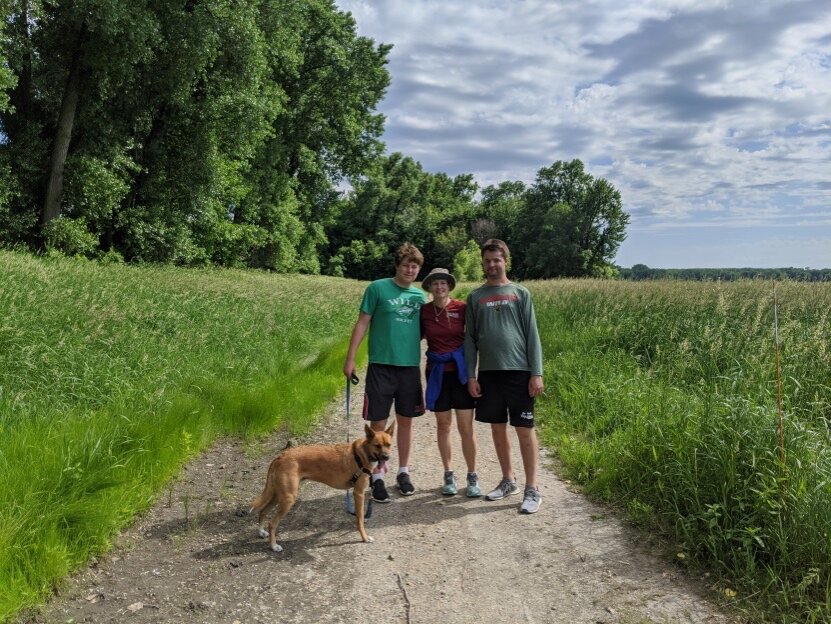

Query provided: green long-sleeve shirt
[464,282,543,377]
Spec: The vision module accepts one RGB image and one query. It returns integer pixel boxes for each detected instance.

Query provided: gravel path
[24,384,742,624]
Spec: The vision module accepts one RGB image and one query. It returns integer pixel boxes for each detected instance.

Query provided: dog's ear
[385,420,395,438]
[364,423,374,439]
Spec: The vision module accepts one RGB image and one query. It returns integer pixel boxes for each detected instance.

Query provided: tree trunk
[41,23,86,226]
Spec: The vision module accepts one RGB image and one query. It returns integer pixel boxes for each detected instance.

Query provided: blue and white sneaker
[466,472,482,497]
[441,471,457,496]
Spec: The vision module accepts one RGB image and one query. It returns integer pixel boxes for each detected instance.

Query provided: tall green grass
[532,279,831,623]
[0,251,367,621]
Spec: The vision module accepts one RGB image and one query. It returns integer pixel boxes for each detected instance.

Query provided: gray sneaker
[466,472,481,497]
[485,478,519,501]
[520,486,541,514]
[441,471,457,495]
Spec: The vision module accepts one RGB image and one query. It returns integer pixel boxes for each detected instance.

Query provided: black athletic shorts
[431,370,475,412]
[474,370,535,428]
[363,363,425,421]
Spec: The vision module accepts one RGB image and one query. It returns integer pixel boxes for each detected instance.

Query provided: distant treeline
[0,1,629,280]
[618,264,831,281]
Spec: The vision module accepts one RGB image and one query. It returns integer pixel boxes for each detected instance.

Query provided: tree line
[620,265,831,282]
[0,0,629,279]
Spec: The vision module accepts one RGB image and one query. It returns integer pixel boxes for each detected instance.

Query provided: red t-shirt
[420,298,466,372]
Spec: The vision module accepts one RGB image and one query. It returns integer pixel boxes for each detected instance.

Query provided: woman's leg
[455,408,477,473]
[435,410,453,471]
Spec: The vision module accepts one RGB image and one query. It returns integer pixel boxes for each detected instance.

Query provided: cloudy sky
[335,0,831,269]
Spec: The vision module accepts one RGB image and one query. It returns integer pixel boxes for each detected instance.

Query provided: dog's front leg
[354,479,373,543]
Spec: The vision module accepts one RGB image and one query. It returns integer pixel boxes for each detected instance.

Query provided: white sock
[372,474,383,482]
[398,467,409,475]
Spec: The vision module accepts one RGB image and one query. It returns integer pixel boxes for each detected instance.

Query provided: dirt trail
[25,384,741,624]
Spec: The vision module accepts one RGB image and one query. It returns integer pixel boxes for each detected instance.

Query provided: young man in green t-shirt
[464,239,544,514]
[343,243,427,502]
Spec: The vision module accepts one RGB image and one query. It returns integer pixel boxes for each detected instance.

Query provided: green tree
[474,180,525,243]
[0,0,391,270]
[513,159,629,278]
[239,0,391,272]
[1,0,156,246]
[114,0,279,264]
[433,225,469,270]
[325,153,477,279]
[631,263,651,280]
[453,239,484,282]
[0,0,15,233]
[325,153,428,279]
[0,0,14,114]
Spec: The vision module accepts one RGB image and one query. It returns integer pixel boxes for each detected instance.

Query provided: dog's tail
[249,480,277,514]
[249,460,280,514]
[249,492,267,515]
[249,450,288,514]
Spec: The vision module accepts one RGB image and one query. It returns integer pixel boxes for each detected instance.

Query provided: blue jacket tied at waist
[425,348,468,410]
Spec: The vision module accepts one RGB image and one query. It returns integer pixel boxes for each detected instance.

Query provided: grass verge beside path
[530,279,831,624]
[0,251,366,621]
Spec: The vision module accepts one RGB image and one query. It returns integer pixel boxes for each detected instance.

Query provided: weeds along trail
[0,251,366,621]
[531,279,831,622]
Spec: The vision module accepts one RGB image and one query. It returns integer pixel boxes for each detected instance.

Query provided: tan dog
[250,422,395,552]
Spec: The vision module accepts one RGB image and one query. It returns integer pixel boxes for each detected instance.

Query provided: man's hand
[528,375,544,398]
[343,359,356,379]
[467,378,482,398]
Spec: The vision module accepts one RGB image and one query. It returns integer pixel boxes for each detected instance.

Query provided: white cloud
[338,0,831,267]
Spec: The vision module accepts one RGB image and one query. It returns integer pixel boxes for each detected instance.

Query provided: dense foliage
[0,0,390,270]
[0,2,629,279]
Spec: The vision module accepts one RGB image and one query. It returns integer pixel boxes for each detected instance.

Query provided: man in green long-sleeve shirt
[464,239,544,514]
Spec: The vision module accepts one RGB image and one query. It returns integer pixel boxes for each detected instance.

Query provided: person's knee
[396,414,414,429]
[515,426,538,446]
[457,421,474,439]
[369,419,388,432]
[491,423,508,434]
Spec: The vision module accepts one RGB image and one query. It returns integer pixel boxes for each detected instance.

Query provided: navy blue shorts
[363,363,424,421]
[474,370,535,428]
[430,370,475,412]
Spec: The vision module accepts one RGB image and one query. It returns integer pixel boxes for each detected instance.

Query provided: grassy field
[0,251,367,620]
[531,279,831,623]
[3,252,830,623]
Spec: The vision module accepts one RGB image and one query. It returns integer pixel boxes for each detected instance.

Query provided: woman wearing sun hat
[420,267,481,497]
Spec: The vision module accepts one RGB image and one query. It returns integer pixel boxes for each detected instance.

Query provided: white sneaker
[520,486,541,514]
[485,478,519,501]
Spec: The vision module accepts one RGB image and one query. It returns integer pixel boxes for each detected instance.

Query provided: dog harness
[349,443,373,485]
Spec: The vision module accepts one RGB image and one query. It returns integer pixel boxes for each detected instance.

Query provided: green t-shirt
[464,282,543,376]
[360,278,426,367]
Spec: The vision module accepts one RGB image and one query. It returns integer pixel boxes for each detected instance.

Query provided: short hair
[395,243,424,267]
[480,238,510,261]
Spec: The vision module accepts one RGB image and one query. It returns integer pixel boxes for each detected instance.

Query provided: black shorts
[363,363,424,421]
[431,370,475,412]
[474,370,535,428]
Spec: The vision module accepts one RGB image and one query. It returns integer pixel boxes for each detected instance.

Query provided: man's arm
[463,294,482,397]
[523,291,545,397]
[343,312,371,378]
